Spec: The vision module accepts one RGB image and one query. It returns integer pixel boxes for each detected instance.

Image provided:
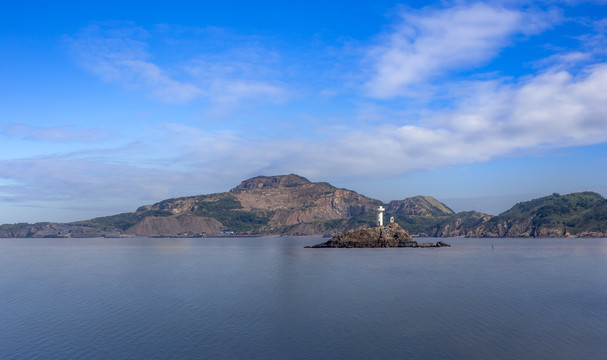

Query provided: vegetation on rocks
[474,192,607,237]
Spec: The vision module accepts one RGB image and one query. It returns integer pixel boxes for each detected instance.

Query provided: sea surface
[1,236,606,360]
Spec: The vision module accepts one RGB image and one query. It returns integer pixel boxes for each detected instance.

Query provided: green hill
[475,192,606,237]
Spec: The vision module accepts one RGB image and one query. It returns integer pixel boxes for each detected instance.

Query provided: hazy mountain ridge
[1,175,606,238]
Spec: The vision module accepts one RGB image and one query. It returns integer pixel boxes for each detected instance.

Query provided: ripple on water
[0,237,606,359]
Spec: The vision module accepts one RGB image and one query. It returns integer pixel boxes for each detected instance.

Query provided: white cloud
[533,51,594,69]
[68,23,287,104]
[365,3,558,98]
[136,63,607,180]
[323,63,607,177]
[154,63,607,181]
[3,61,606,218]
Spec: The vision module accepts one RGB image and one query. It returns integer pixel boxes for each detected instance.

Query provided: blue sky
[2,0,607,223]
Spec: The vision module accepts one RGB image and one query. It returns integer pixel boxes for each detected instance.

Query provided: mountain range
[1,174,606,238]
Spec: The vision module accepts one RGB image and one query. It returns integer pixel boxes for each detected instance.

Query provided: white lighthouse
[376,206,385,226]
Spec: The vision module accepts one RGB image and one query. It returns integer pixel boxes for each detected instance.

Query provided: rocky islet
[306,222,451,248]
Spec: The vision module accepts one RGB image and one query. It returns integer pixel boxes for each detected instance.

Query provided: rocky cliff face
[230,174,379,226]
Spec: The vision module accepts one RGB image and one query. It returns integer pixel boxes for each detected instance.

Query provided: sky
[1,0,607,223]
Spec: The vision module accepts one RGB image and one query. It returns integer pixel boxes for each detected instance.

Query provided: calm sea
[1,237,606,360]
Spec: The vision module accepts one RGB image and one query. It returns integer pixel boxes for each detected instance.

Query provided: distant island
[1,174,606,238]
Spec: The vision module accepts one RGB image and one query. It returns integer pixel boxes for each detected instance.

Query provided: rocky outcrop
[306,222,450,248]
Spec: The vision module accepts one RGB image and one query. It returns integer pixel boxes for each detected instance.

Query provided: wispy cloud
[67,22,287,104]
[365,3,559,98]
[2,123,106,142]
[158,63,607,180]
[0,154,183,204]
[319,63,607,177]
[3,58,607,213]
[67,23,202,103]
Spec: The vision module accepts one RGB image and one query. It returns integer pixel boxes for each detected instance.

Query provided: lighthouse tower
[376,206,385,226]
